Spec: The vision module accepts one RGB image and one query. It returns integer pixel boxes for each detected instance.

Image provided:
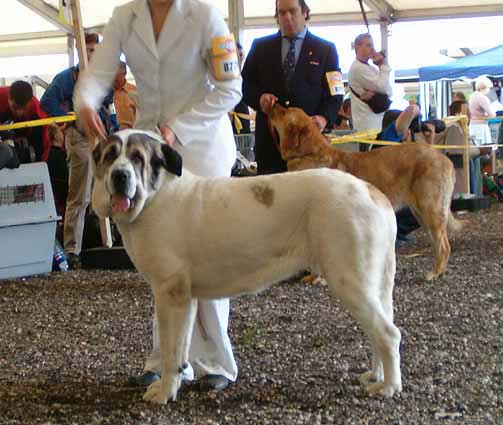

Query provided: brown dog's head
[269,103,326,160]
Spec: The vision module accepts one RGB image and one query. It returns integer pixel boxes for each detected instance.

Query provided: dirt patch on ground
[1,203,502,424]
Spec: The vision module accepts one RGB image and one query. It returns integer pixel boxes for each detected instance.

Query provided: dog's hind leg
[327,273,402,397]
[143,276,193,404]
[415,203,450,281]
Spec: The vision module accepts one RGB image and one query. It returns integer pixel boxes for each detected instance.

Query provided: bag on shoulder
[350,86,391,114]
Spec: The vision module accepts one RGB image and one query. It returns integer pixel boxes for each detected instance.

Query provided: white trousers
[144,298,238,381]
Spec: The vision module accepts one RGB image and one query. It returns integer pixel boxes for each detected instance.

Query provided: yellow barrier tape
[330,129,380,143]
[330,137,503,150]
[0,113,76,132]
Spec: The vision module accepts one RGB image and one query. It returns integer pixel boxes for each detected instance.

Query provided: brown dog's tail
[447,211,463,232]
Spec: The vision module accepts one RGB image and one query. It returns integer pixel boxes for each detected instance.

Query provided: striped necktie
[283,37,298,85]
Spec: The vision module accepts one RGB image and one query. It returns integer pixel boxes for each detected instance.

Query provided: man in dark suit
[242,0,343,174]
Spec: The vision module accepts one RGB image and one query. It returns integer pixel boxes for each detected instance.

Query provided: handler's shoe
[66,253,81,270]
[128,371,160,387]
[198,374,231,392]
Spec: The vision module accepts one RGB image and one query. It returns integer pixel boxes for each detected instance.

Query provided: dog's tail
[447,211,463,232]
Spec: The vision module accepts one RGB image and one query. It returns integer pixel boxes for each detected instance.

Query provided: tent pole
[67,34,75,68]
[70,0,87,71]
[379,20,389,56]
[228,0,244,45]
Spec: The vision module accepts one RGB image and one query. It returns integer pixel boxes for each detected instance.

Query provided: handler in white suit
[74,0,241,391]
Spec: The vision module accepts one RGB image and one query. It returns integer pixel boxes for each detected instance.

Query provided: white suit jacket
[74,0,241,177]
[348,59,392,132]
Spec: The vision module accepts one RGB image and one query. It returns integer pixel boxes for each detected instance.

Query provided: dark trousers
[0,144,19,170]
[396,207,420,240]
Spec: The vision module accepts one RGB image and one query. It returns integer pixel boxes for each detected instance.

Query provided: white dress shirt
[348,59,392,132]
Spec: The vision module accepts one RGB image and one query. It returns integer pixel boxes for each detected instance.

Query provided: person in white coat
[348,33,392,135]
[74,0,241,391]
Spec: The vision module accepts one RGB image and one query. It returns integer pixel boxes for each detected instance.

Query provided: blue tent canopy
[419,44,503,81]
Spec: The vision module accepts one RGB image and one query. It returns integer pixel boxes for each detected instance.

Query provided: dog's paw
[143,375,181,404]
[143,381,167,404]
[365,381,402,398]
[425,271,439,281]
[359,370,383,386]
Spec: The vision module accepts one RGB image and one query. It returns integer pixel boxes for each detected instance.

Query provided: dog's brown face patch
[93,135,122,179]
[251,183,275,208]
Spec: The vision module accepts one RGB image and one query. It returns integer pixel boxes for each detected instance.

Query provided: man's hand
[80,105,107,145]
[311,115,327,131]
[259,93,278,115]
[421,123,436,144]
[160,125,176,147]
[372,52,386,67]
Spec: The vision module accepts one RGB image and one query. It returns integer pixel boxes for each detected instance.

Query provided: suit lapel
[292,31,315,83]
[156,0,188,60]
[131,0,158,59]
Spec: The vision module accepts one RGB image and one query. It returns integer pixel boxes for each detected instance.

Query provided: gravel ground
[1,202,502,425]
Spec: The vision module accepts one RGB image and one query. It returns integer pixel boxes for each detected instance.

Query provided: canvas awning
[419,44,503,81]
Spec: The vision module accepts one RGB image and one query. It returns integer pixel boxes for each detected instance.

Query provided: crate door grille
[0,183,45,207]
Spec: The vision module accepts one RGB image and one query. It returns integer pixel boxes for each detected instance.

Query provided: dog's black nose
[112,169,130,193]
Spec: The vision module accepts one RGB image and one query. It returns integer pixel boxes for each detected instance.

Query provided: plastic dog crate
[0,163,59,279]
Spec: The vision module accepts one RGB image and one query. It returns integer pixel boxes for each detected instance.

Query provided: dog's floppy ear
[160,143,183,177]
[92,141,101,164]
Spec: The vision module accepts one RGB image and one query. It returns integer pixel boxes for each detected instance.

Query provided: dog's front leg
[143,277,193,404]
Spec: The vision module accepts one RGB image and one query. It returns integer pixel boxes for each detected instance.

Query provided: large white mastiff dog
[91,130,402,404]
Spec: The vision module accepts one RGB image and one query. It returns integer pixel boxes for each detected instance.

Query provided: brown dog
[269,104,461,281]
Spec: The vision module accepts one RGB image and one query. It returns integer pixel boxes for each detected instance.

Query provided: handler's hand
[421,123,436,144]
[260,93,278,115]
[80,105,107,145]
[311,115,327,131]
[160,125,176,147]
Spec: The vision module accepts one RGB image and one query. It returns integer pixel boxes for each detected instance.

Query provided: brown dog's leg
[419,211,450,281]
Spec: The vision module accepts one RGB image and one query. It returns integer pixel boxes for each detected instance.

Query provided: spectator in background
[41,32,115,270]
[448,100,468,117]
[0,80,49,162]
[113,62,137,129]
[453,91,467,103]
[348,33,392,137]
[242,0,343,174]
[469,76,496,145]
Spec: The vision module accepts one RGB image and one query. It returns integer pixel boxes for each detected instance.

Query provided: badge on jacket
[210,35,240,81]
[326,71,344,96]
